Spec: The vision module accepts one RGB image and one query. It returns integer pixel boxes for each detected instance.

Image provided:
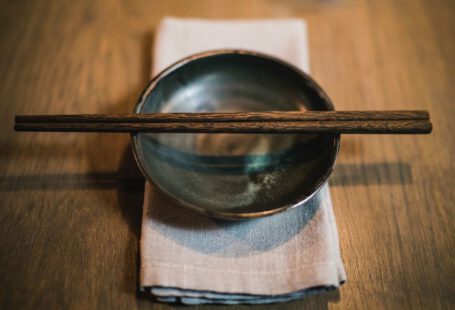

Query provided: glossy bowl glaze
[131,50,339,219]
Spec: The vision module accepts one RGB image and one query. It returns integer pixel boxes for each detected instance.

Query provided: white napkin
[140,17,346,305]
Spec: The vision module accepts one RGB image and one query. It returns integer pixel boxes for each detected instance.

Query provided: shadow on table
[0,161,412,192]
[330,162,412,186]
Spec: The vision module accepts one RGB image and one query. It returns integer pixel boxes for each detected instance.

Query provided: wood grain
[14,120,433,134]
[15,110,430,123]
[0,0,453,309]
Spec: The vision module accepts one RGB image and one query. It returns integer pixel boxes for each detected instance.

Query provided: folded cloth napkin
[140,17,346,305]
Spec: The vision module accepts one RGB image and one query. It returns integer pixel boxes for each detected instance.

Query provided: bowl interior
[133,52,339,218]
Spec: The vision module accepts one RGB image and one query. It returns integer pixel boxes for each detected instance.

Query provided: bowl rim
[131,49,340,219]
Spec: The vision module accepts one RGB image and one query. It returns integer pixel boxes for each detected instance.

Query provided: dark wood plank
[0,0,453,309]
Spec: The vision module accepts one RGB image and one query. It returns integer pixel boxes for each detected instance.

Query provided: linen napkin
[140,18,346,305]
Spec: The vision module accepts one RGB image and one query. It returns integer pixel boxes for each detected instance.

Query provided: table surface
[1,0,454,309]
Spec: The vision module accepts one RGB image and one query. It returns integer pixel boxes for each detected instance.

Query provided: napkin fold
[140,17,346,305]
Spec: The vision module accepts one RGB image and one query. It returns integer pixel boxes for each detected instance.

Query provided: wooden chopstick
[14,111,432,134]
[15,110,429,123]
[15,112,432,134]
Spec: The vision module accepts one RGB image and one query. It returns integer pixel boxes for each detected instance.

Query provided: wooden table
[1,0,453,308]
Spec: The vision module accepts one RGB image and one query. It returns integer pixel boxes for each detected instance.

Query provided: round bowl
[131,50,340,219]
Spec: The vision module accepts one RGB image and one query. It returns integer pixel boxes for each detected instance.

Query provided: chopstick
[16,110,429,123]
[14,110,432,134]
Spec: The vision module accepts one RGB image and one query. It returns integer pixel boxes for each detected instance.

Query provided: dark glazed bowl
[131,50,340,219]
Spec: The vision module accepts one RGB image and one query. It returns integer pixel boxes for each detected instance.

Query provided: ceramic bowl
[131,50,339,219]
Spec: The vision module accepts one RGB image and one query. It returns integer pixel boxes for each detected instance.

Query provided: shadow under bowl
[131,50,340,219]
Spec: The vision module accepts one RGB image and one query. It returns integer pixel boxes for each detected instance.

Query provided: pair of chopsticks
[14,110,432,134]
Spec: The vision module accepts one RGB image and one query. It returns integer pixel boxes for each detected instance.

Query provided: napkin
[140,18,346,305]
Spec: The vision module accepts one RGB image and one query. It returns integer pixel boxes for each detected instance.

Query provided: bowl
[131,50,340,219]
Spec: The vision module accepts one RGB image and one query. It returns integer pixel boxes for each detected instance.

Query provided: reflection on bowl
[132,50,339,219]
